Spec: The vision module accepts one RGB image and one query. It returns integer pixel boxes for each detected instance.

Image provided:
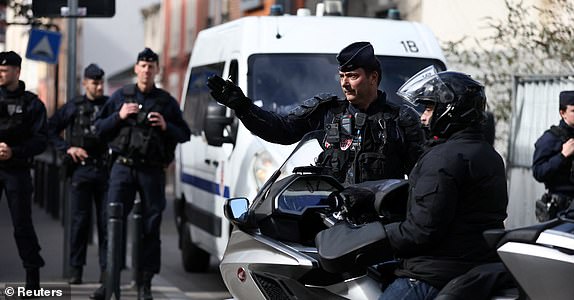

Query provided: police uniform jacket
[235,91,424,180]
[95,84,191,165]
[0,80,48,166]
[48,95,108,158]
[384,128,508,289]
[532,119,574,197]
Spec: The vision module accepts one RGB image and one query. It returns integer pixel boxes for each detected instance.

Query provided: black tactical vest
[70,96,101,153]
[318,101,403,184]
[110,85,169,163]
[0,95,28,142]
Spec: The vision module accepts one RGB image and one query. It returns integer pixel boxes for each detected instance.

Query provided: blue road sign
[26,29,62,64]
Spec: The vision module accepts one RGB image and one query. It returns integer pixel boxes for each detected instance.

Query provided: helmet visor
[397,65,455,105]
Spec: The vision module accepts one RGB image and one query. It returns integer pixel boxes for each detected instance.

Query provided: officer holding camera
[533,90,574,221]
[91,48,190,300]
[47,63,109,284]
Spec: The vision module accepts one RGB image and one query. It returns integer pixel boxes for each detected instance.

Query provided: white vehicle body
[174,15,447,272]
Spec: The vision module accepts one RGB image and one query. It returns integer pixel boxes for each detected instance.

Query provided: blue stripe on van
[181,172,230,198]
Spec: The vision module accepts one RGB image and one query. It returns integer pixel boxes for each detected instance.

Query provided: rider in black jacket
[378,67,508,299]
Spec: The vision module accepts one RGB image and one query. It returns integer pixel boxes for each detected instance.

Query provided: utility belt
[78,156,106,167]
[62,155,107,177]
[115,155,164,169]
[535,192,574,222]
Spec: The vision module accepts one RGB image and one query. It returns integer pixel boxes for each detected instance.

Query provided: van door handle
[205,159,219,167]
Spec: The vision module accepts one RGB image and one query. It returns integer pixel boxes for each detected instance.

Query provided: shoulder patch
[289,93,339,117]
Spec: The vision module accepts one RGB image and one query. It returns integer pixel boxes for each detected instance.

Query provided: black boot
[138,272,154,300]
[25,268,40,290]
[21,268,40,299]
[68,266,83,284]
[99,269,105,284]
[89,285,105,300]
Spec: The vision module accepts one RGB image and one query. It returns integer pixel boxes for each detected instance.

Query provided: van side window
[184,62,225,135]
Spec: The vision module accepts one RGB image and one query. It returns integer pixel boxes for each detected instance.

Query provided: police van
[174,14,447,272]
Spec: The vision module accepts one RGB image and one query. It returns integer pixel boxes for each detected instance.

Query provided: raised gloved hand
[207,75,252,111]
[330,186,378,225]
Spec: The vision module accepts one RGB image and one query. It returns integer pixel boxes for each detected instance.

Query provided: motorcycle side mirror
[224,197,250,225]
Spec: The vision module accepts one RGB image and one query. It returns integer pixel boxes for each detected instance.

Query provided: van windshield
[247,54,445,114]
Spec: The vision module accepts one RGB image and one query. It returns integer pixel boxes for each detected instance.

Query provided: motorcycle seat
[483,218,562,249]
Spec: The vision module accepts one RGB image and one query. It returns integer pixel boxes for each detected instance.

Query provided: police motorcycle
[221,130,574,300]
[220,129,394,299]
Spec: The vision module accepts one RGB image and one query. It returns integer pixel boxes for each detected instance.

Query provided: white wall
[420,1,507,45]
[418,0,543,47]
[81,0,160,78]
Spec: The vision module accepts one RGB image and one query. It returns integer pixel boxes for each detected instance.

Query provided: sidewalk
[0,195,192,299]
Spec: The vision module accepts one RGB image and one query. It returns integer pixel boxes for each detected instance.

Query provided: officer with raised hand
[0,51,48,294]
[91,48,190,300]
[47,63,109,284]
[207,42,424,184]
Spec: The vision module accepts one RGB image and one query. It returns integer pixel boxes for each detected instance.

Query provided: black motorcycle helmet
[397,66,486,138]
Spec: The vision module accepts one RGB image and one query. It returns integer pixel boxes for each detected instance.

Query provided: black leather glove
[207,75,252,111]
[332,186,378,225]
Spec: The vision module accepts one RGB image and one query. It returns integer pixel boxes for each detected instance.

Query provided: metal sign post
[61,0,79,280]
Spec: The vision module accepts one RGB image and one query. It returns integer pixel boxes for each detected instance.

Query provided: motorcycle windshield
[252,130,326,208]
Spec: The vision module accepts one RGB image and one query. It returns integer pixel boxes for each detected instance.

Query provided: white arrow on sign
[31,36,54,59]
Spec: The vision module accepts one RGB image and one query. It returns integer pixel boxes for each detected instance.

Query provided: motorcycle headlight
[253,151,277,189]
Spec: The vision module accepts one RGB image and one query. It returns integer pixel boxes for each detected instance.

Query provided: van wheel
[180,222,210,273]
[174,196,185,234]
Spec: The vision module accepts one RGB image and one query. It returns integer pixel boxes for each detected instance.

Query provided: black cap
[137,47,159,63]
[0,51,22,67]
[84,63,105,80]
[560,91,574,108]
[337,42,380,72]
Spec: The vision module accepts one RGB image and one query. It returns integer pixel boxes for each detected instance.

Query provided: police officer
[532,90,574,221]
[0,51,48,292]
[207,42,424,184]
[371,67,507,299]
[91,48,190,300]
[47,63,109,284]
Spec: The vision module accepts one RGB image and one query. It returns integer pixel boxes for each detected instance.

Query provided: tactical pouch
[535,193,573,222]
[358,153,385,182]
[110,126,132,153]
[128,127,151,156]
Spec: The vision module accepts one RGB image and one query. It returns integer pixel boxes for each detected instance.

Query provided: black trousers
[0,168,45,269]
[107,162,166,274]
[69,165,108,268]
